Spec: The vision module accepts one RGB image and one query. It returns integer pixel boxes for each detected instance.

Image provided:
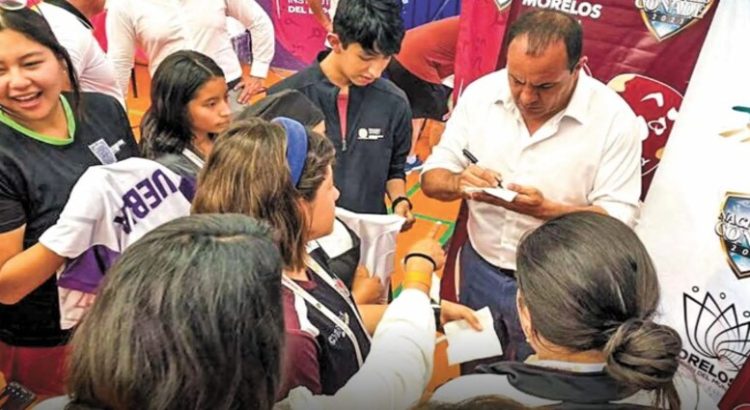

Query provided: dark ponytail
[604,319,682,408]
[516,212,682,409]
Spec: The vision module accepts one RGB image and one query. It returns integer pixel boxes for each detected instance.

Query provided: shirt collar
[524,355,606,373]
[494,69,590,125]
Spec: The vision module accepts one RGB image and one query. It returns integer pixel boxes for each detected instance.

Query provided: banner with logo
[440,0,716,302]
[257,0,461,70]
[636,0,750,403]
[504,0,717,198]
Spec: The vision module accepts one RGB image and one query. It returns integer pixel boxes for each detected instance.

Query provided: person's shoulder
[459,70,507,103]
[32,395,70,410]
[75,92,126,118]
[37,2,71,21]
[269,66,320,94]
[76,91,122,109]
[431,374,511,403]
[367,78,410,110]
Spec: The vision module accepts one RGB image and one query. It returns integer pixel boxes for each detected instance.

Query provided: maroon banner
[452,0,512,101]
[720,356,750,410]
[504,0,717,198]
[441,0,716,302]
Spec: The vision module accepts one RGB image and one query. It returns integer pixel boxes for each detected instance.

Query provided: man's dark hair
[506,10,583,71]
[333,0,405,56]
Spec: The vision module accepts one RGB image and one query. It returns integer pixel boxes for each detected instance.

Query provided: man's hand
[393,200,416,231]
[457,164,502,196]
[440,300,483,331]
[471,183,550,219]
[235,75,266,104]
[352,266,384,305]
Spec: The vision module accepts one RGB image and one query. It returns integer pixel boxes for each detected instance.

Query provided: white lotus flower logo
[684,290,750,372]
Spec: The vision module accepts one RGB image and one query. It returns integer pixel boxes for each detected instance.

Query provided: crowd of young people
[0,0,714,408]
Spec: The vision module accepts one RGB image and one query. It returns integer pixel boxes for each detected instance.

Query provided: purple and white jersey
[39,158,192,328]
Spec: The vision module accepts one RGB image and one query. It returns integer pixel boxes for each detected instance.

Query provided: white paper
[333,207,405,300]
[444,307,503,365]
[463,186,518,202]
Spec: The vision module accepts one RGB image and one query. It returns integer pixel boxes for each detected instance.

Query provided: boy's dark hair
[333,0,405,56]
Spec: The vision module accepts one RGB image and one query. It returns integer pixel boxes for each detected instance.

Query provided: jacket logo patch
[357,128,384,140]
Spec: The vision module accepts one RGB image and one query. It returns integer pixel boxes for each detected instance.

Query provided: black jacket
[269,63,412,214]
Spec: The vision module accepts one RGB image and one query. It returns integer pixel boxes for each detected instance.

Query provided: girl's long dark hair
[66,214,284,410]
[140,50,224,159]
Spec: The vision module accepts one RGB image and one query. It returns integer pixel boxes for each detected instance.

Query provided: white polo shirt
[421,69,641,270]
[38,3,124,105]
[106,0,275,96]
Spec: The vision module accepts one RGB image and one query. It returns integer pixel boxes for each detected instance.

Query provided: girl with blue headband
[192,117,480,400]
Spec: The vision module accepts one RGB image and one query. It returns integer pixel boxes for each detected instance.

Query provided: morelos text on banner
[636,0,750,404]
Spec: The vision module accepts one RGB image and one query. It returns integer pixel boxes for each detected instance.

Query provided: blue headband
[273,117,308,187]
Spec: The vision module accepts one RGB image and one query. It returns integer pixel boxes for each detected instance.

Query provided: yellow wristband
[403,271,432,290]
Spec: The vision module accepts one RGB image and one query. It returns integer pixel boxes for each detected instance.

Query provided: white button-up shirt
[106,0,275,96]
[422,69,641,269]
[39,3,124,106]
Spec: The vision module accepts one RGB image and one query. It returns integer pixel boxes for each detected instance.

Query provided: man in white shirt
[37,0,124,105]
[421,10,641,365]
[105,0,274,110]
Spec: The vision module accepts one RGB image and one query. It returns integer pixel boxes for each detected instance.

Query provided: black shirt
[0,92,138,346]
[295,268,371,394]
[268,63,412,214]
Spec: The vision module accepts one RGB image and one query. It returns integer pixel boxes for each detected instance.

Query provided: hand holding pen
[459,149,505,189]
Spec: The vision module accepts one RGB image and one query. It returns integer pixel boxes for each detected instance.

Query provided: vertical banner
[452,0,512,100]
[636,0,750,404]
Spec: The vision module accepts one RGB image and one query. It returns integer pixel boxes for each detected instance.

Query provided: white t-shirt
[38,3,124,106]
[40,158,192,329]
[422,69,642,269]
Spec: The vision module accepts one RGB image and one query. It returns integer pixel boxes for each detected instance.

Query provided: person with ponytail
[431,212,712,409]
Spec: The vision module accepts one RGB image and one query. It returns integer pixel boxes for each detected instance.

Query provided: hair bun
[603,318,682,391]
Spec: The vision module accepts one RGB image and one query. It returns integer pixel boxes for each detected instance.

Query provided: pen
[462,148,504,188]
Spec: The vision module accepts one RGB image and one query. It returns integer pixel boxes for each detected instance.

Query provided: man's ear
[516,290,533,339]
[573,55,588,73]
[328,33,343,52]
